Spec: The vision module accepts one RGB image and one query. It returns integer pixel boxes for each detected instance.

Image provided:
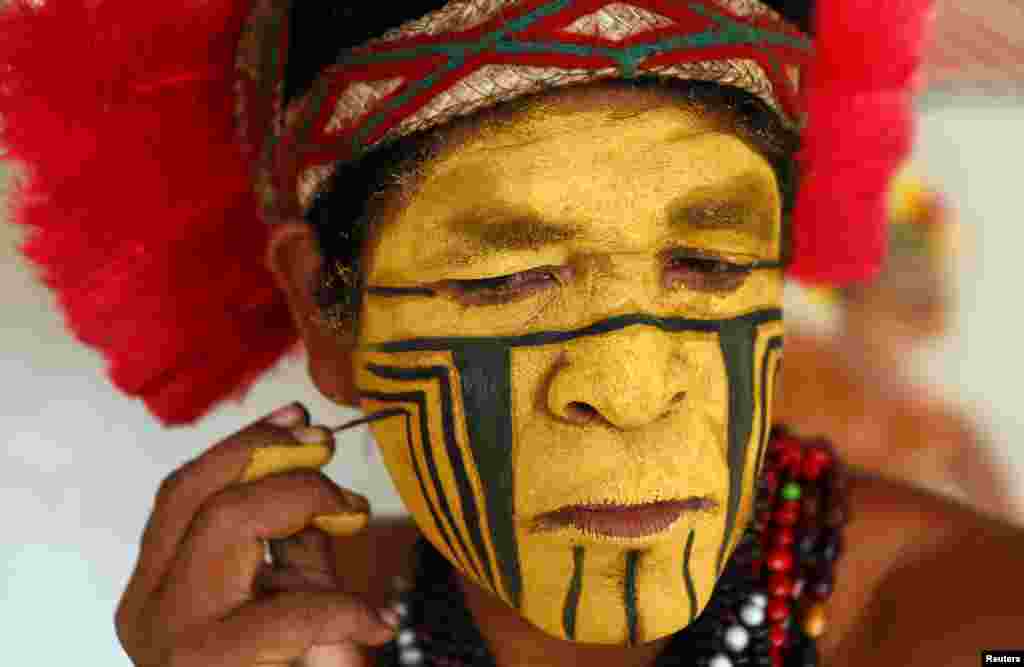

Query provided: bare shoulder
[331,516,421,609]
[819,472,951,658]
[823,471,1024,666]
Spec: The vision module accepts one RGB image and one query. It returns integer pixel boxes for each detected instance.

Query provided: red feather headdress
[0,0,933,424]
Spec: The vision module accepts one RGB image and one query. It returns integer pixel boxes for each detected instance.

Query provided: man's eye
[664,252,752,292]
[441,267,565,305]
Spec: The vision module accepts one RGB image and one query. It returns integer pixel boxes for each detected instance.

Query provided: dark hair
[286,1,810,332]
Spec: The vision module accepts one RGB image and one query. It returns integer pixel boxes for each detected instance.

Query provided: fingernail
[378,607,400,629]
[292,426,331,445]
[264,403,306,428]
[340,488,371,513]
[313,512,369,537]
[240,442,333,483]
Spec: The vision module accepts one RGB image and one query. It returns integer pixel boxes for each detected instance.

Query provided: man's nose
[546,325,688,431]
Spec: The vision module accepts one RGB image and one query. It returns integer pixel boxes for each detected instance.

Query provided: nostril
[670,391,686,405]
[566,401,600,423]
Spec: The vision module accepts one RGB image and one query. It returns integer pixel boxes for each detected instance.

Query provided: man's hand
[115,403,397,666]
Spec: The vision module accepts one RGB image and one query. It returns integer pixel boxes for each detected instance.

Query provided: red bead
[765,548,793,573]
[768,572,795,597]
[801,446,833,481]
[769,433,796,454]
[761,468,780,495]
[772,436,804,473]
[769,623,787,648]
[767,597,790,622]
[774,500,800,526]
[773,526,795,547]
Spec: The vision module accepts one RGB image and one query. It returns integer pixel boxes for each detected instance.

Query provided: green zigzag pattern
[296,1,811,157]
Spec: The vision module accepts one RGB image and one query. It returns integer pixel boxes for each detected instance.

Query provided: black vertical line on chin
[754,337,785,477]
[452,346,523,608]
[563,546,584,640]
[715,316,760,576]
[365,365,495,591]
[356,390,471,578]
[683,529,698,623]
[625,550,641,646]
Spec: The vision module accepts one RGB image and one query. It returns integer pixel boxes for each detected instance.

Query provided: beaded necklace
[376,429,847,667]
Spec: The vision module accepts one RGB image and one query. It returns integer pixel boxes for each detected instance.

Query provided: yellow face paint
[354,92,784,645]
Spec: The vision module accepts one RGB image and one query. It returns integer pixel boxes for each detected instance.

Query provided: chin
[513,503,730,644]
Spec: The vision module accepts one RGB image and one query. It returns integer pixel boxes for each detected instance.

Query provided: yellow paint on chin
[354,93,785,644]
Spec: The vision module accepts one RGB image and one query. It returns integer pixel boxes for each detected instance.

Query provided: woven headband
[235,0,812,221]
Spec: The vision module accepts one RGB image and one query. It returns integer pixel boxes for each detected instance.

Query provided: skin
[116,84,1024,667]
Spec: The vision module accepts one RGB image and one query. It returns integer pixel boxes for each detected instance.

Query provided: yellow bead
[802,602,827,639]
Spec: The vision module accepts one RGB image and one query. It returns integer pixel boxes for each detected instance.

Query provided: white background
[2,95,1023,665]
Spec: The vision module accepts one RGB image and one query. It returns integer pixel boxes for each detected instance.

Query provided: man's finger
[153,469,367,627]
[169,591,394,667]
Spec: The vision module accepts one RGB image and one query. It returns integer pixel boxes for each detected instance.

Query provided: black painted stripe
[563,546,584,640]
[715,315,759,576]
[357,388,480,582]
[365,365,496,590]
[366,286,436,297]
[452,346,523,608]
[753,337,785,478]
[625,550,641,645]
[683,529,698,623]
[368,309,783,353]
[354,393,466,576]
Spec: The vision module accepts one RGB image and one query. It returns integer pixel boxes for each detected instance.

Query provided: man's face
[354,90,784,645]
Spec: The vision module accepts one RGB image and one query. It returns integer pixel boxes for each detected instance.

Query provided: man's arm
[830,478,1024,666]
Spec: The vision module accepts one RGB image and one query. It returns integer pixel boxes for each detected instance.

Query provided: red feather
[1,0,300,425]
[789,0,935,285]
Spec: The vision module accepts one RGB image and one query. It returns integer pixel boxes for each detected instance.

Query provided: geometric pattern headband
[236,0,813,222]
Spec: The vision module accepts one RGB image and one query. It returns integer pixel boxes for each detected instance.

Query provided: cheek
[356,347,515,600]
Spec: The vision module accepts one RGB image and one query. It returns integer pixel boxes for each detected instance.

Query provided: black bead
[820,527,843,561]
[797,530,819,557]
[784,635,819,667]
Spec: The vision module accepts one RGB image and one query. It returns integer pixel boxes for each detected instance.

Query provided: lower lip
[538,500,705,538]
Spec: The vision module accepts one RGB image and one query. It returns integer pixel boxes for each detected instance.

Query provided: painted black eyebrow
[366,286,437,297]
[665,171,779,242]
[449,215,582,253]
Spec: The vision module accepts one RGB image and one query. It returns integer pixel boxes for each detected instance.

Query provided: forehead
[367,86,781,279]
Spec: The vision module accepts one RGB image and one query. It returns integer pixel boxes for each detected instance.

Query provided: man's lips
[531,497,718,538]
